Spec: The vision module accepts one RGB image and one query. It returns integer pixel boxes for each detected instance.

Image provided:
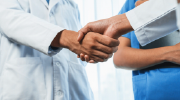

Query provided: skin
[78,13,133,41]
[51,30,119,62]
[135,0,148,7]
[77,13,133,63]
[77,0,148,63]
[113,37,180,70]
[114,0,180,70]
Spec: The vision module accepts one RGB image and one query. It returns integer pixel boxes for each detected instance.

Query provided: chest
[17,0,79,29]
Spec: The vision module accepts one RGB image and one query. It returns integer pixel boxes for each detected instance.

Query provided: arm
[0,1,119,62]
[0,6,63,56]
[113,37,180,70]
[126,0,178,46]
[78,0,178,46]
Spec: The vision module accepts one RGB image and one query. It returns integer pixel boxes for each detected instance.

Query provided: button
[56,62,60,66]
[57,90,63,95]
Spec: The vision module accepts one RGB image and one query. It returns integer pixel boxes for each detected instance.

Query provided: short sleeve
[119,0,137,40]
[126,0,177,46]
[122,33,131,39]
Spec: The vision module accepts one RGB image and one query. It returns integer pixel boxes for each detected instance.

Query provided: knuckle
[99,59,104,62]
[96,58,103,62]
[85,23,90,28]
[108,48,113,54]
[87,22,93,26]
[86,22,93,29]
[104,54,109,59]
[92,34,98,40]
[107,40,112,46]
[88,50,93,55]
[89,43,96,48]
[93,57,101,62]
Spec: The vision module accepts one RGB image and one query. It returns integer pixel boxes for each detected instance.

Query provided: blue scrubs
[120,0,180,100]
[46,0,50,4]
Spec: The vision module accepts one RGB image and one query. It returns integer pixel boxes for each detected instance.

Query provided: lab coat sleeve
[126,0,178,46]
[0,3,64,56]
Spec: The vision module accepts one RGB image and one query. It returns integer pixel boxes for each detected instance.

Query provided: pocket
[67,61,92,100]
[132,74,147,100]
[146,69,180,100]
[1,57,46,100]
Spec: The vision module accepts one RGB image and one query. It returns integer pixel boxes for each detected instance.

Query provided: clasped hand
[77,0,149,63]
[77,13,133,63]
[51,13,132,63]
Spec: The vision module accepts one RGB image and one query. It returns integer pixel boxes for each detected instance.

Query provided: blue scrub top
[119,0,180,100]
[46,0,50,4]
[119,0,141,76]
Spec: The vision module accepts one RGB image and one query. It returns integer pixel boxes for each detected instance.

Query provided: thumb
[77,24,92,42]
[77,31,86,42]
[104,25,119,39]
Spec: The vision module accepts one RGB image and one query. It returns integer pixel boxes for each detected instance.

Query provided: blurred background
[73,0,134,100]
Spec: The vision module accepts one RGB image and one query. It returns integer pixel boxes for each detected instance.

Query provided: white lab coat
[126,0,178,46]
[0,0,93,100]
[177,2,180,29]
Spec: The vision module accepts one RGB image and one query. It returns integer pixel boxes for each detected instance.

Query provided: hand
[77,13,133,63]
[51,30,119,62]
[77,13,133,42]
[135,0,148,7]
[77,49,115,63]
[163,43,180,64]
[77,14,133,63]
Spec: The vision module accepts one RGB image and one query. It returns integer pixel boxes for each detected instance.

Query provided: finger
[112,46,118,53]
[109,54,113,58]
[80,53,85,61]
[85,55,90,62]
[90,55,105,62]
[95,43,114,54]
[90,51,113,63]
[102,54,113,62]
[77,31,86,42]
[77,25,92,42]
[104,59,108,62]
[77,55,80,58]
[89,60,96,63]
[91,50,111,60]
[97,35,120,47]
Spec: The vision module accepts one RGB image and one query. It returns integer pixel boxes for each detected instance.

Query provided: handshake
[76,13,133,63]
[51,13,133,63]
[75,0,148,63]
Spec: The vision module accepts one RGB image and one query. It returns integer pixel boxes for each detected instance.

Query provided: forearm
[113,46,176,70]
[0,6,63,55]
[126,0,177,46]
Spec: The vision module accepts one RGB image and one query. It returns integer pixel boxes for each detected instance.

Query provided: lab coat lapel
[49,0,60,11]
[40,0,49,9]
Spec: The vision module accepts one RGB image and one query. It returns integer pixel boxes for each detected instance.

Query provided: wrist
[109,14,134,38]
[59,30,70,48]
[105,14,133,39]
[119,14,134,33]
[51,30,80,50]
[161,46,178,62]
[59,30,81,52]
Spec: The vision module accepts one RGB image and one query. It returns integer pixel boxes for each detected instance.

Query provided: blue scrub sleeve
[122,33,131,39]
[118,0,136,39]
